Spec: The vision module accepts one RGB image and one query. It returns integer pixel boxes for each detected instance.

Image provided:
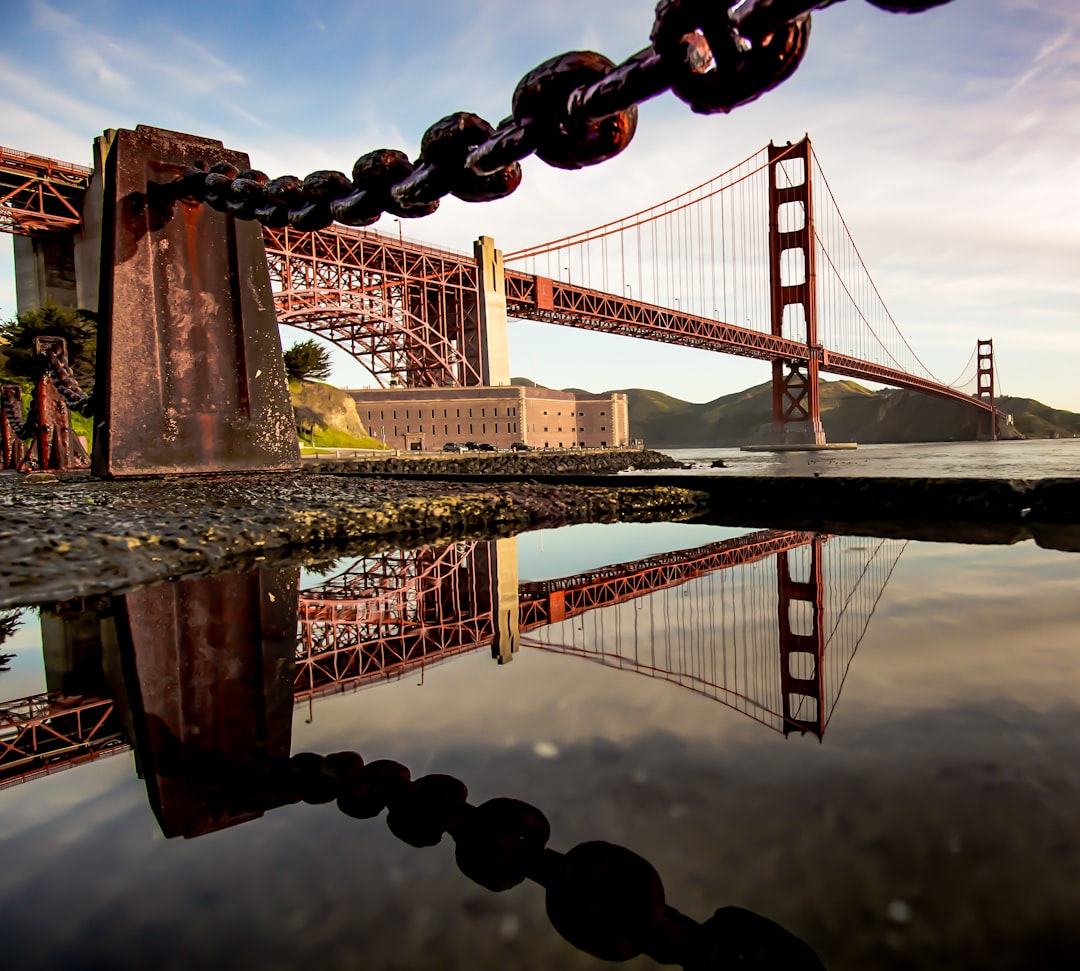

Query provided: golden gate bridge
[1,135,1003,445]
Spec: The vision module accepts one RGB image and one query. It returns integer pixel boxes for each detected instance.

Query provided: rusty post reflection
[115,568,299,837]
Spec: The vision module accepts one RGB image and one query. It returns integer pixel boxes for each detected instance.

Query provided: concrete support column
[485,537,520,665]
[13,133,108,316]
[14,232,78,312]
[474,236,510,387]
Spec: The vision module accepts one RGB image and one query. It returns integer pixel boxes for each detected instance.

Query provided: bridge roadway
[501,270,996,414]
[262,222,999,416]
[1,528,820,789]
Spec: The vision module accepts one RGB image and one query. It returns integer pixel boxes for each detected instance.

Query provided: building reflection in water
[0,529,909,967]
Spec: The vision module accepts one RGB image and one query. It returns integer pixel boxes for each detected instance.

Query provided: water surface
[651,439,1080,478]
[2,518,1079,969]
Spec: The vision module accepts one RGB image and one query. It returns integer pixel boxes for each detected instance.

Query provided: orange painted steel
[0,693,125,789]
[518,528,816,630]
[295,545,497,700]
[769,139,824,443]
[976,339,997,440]
[264,225,486,388]
[0,146,90,235]
[777,536,827,737]
[504,272,810,361]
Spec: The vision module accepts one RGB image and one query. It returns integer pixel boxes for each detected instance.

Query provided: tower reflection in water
[0,529,907,968]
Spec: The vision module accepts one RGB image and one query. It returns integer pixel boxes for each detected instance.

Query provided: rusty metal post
[768,138,825,445]
[93,126,300,477]
[1,385,26,470]
[776,536,826,739]
[14,337,90,473]
[116,568,299,838]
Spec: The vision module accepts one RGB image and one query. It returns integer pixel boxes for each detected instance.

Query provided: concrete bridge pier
[13,133,107,316]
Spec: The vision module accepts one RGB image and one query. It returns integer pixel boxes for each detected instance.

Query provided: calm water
[2,502,1079,969]
[651,438,1080,478]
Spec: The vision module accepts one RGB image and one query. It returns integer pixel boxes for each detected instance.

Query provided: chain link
[161,0,953,232]
[2,342,94,444]
[43,342,94,417]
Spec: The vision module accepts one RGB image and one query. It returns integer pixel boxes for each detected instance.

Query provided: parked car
[463,441,482,451]
[443,442,468,452]
[475,442,498,451]
[510,442,533,452]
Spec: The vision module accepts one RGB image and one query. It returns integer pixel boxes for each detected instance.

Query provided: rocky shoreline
[302,447,682,476]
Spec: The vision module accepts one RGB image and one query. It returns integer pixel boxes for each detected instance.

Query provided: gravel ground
[0,470,706,608]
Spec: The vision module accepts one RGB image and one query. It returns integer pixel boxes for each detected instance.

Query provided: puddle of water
[2,521,1079,969]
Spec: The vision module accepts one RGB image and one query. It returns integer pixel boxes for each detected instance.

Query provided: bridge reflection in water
[0,529,909,967]
[1,529,905,799]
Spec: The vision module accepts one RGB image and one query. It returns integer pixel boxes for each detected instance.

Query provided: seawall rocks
[303,448,681,476]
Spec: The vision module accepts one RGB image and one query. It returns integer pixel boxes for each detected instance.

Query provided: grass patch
[298,425,387,450]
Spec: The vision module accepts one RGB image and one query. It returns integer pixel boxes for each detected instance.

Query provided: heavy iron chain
[43,341,94,418]
[161,0,953,233]
[1,385,32,440]
[276,749,826,968]
[2,342,93,442]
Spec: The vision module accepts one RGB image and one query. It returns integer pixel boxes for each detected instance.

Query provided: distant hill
[997,397,1080,440]
[512,377,1078,446]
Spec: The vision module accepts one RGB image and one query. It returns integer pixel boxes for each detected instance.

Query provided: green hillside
[998,397,1080,439]
[509,377,1077,447]
[289,379,386,450]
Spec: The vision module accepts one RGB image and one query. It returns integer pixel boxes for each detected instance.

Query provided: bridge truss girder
[0,147,89,235]
[264,226,485,388]
[296,544,497,700]
[0,693,125,789]
[519,529,816,629]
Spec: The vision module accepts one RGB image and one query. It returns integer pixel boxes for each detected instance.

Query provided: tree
[0,609,21,678]
[0,302,97,390]
[283,338,333,383]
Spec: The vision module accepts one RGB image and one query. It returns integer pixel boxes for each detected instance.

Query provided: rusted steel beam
[11,338,90,473]
[93,126,300,477]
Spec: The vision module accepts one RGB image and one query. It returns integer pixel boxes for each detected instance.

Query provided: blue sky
[2,0,1078,409]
